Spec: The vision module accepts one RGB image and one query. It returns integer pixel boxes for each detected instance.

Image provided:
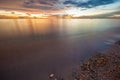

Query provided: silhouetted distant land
[0,14,120,19]
[72,40,120,80]
[0,15,48,19]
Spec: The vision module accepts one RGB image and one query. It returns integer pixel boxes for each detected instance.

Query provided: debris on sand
[48,41,120,80]
[48,73,64,80]
[49,73,55,78]
[72,40,120,80]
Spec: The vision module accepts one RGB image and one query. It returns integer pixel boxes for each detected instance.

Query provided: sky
[0,0,120,17]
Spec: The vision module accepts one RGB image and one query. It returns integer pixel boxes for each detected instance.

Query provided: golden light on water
[1,18,119,39]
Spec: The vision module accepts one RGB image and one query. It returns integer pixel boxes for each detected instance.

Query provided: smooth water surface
[0,19,120,80]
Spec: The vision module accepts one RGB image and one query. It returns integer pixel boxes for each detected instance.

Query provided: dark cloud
[22,0,119,10]
[0,0,119,13]
[39,0,59,5]
[0,0,19,3]
[23,0,61,10]
[63,0,118,8]
[23,4,53,10]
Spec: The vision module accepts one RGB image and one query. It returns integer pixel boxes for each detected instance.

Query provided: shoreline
[72,40,120,80]
[48,40,120,80]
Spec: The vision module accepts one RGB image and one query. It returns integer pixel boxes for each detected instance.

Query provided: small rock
[49,73,55,78]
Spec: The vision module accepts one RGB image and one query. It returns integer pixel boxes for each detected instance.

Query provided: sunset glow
[1,1,120,80]
[0,0,120,18]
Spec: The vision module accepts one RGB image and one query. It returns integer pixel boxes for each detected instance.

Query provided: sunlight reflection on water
[0,19,120,39]
[0,19,120,80]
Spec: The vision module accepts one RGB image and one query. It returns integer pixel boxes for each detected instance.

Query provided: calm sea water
[0,19,120,80]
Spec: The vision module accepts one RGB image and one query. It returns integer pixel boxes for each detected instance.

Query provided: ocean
[0,19,120,80]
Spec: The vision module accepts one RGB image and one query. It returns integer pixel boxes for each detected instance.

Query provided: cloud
[63,0,118,8]
[85,10,120,18]
[0,0,120,15]
[38,0,59,5]
[102,10,120,17]
[23,0,119,11]
[23,0,64,10]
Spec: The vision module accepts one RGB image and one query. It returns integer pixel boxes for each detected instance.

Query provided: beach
[72,41,120,80]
